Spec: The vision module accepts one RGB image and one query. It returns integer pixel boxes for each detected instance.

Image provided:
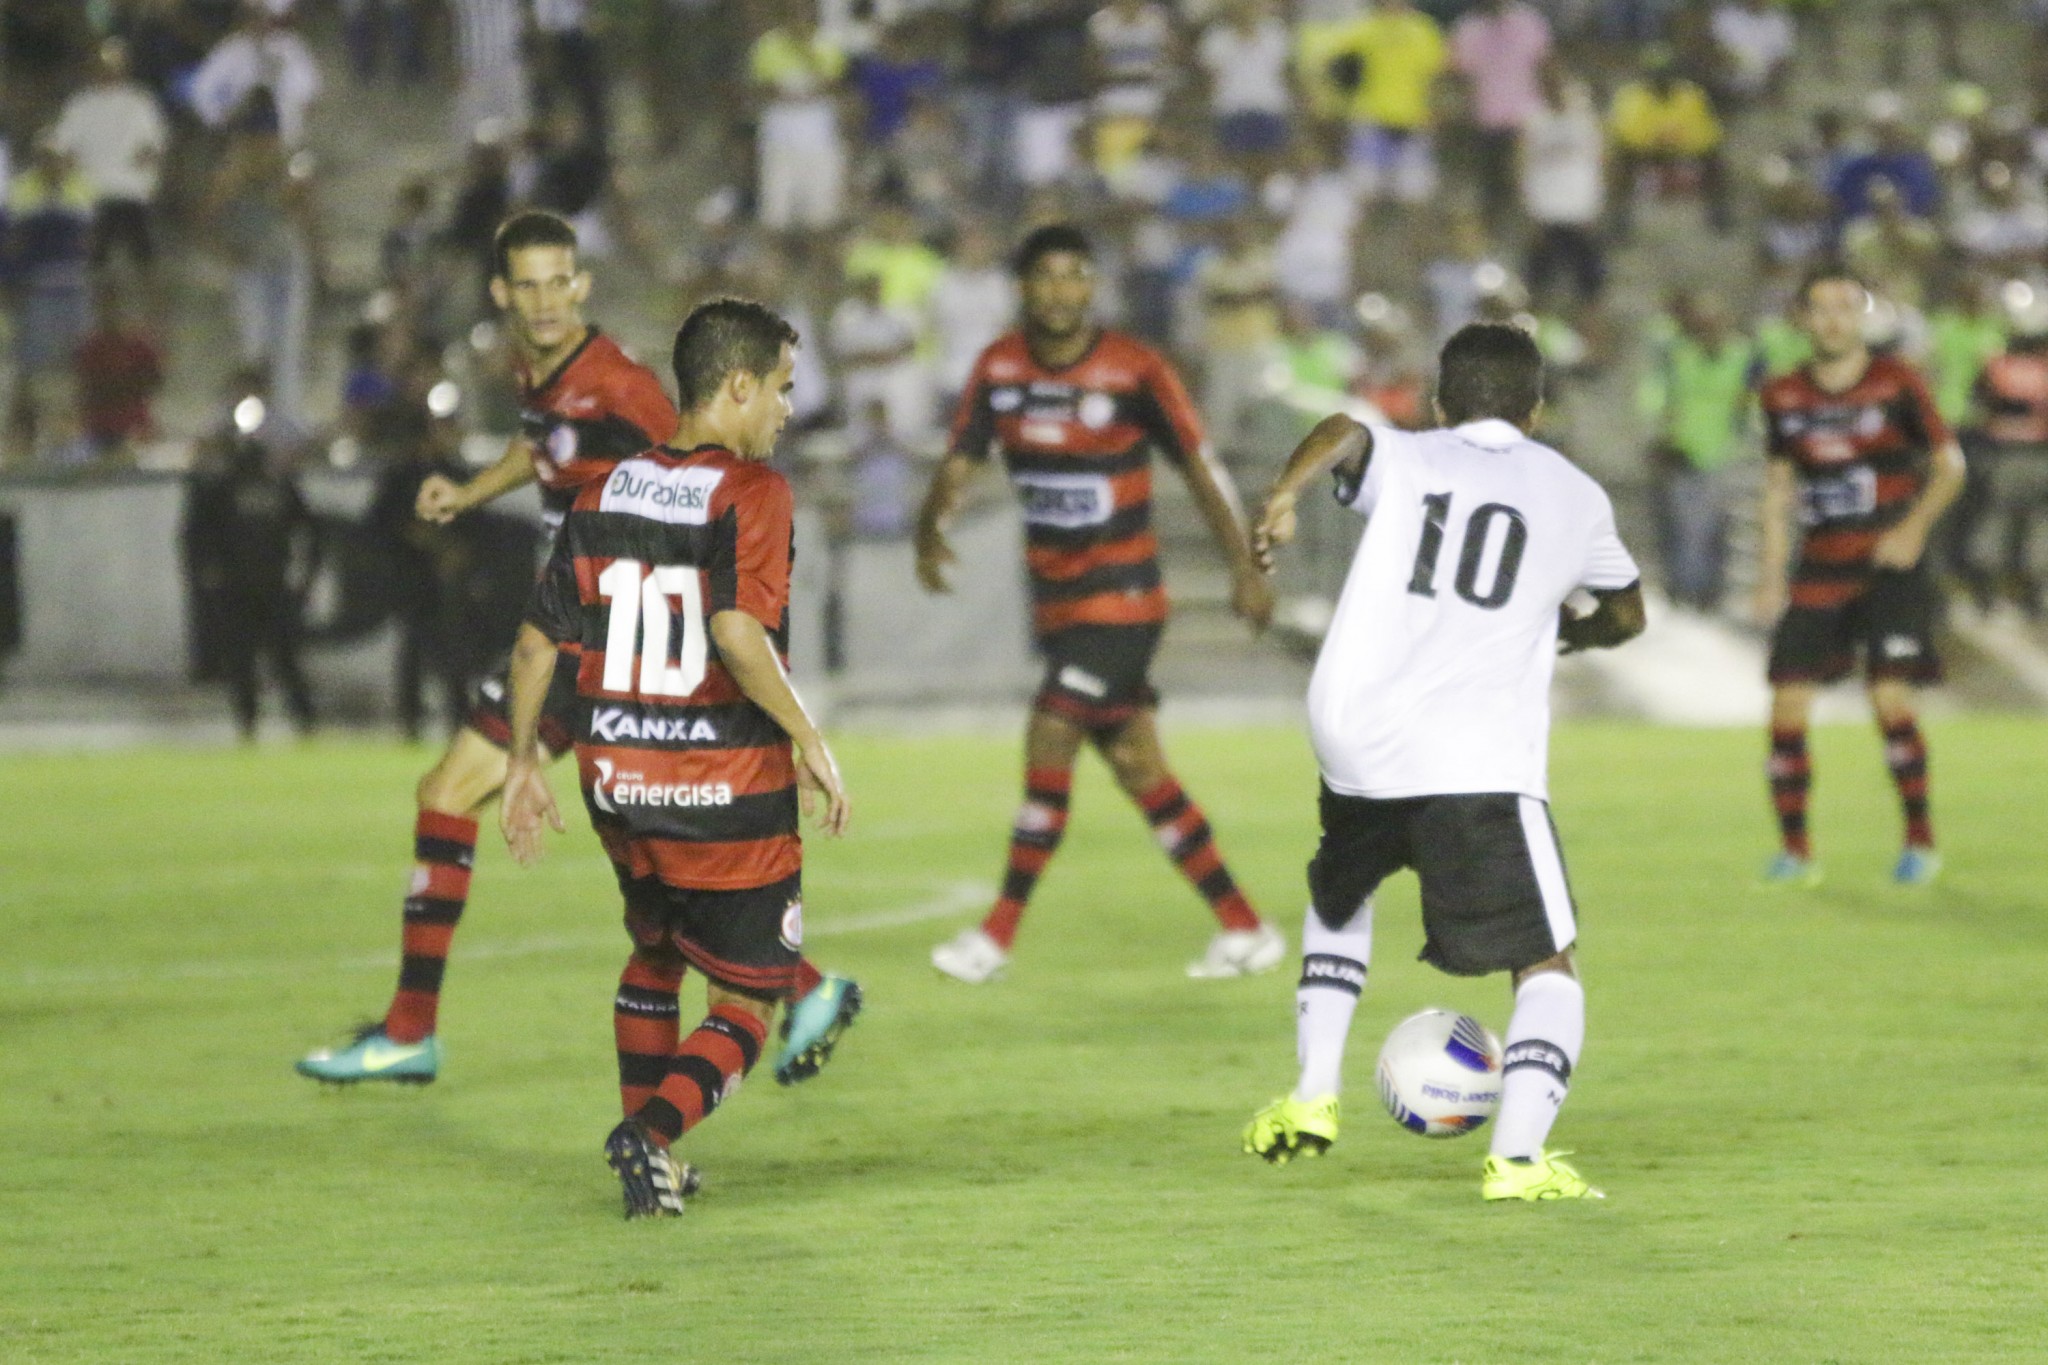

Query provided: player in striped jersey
[1755,267,1966,887]
[916,224,1283,983]
[297,215,857,1090]
[502,298,849,1217]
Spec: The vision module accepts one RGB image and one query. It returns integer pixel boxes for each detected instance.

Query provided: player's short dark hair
[491,211,578,280]
[1014,223,1093,277]
[1435,323,1544,426]
[1797,261,1869,306]
[671,297,800,411]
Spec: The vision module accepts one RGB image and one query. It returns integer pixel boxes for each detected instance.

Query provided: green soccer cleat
[775,975,863,1086]
[1761,850,1823,887]
[1242,1094,1340,1165]
[1482,1150,1605,1202]
[294,1025,440,1085]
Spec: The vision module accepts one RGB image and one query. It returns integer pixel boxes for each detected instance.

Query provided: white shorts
[759,138,845,231]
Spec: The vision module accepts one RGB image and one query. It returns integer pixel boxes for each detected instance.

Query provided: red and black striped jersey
[1760,354,1949,609]
[525,445,799,892]
[949,329,1205,636]
[517,327,679,531]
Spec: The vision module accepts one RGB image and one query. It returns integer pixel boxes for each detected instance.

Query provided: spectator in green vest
[1639,289,1762,611]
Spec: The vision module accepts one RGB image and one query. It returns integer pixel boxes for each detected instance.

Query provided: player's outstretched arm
[708,611,850,837]
[913,453,979,593]
[417,435,537,523]
[1254,414,1374,572]
[501,623,566,865]
[1559,582,1647,654]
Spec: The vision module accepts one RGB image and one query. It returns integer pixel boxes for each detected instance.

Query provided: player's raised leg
[1095,711,1281,978]
[931,707,1087,983]
[1871,678,1940,884]
[1763,682,1821,885]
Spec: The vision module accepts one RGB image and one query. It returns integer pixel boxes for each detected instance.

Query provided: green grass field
[3,717,2046,1363]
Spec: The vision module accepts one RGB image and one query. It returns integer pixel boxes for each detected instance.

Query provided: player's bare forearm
[1559,582,1647,654]
[709,611,850,835]
[1179,444,1256,572]
[914,454,977,593]
[1269,413,1372,506]
[1254,414,1373,571]
[1754,459,1796,621]
[505,623,558,766]
[1878,440,1967,566]
[419,436,534,522]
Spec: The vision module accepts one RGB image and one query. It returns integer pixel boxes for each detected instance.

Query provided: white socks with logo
[1293,900,1372,1102]
[1489,970,1585,1161]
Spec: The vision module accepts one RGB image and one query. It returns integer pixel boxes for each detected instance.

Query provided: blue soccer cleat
[1892,846,1943,886]
[1762,851,1823,887]
[775,975,863,1086]
[295,1024,440,1085]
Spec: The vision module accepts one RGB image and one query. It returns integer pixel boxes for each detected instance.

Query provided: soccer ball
[1375,1010,1503,1139]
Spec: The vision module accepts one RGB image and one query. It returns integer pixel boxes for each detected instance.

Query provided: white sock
[1488,971,1585,1160]
[1294,899,1372,1101]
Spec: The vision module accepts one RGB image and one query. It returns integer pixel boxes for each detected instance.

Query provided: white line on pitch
[4,881,992,991]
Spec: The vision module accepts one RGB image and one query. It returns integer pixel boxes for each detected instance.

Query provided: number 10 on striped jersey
[597,559,708,697]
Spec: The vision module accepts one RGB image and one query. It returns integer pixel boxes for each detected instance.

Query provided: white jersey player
[1241,323,1645,1202]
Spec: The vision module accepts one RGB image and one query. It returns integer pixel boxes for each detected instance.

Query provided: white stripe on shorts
[1516,796,1577,953]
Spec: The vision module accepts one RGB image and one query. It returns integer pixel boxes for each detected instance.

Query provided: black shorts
[619,871,803,1002]
[467,649,579,757]
[1033,622,1162,735]
[1767,568,1942,686]
[92,199,154,267]
[1308,786,1579,977]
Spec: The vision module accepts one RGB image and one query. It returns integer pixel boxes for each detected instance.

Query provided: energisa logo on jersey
[589,707,719,744]
[600,462,724,525]
[589,758,734,814]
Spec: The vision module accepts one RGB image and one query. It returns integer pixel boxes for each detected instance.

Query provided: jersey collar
[1452,419,1525,448]
[523,325,600,397]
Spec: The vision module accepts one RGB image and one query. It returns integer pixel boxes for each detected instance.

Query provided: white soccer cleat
[931,927,1008,983]
[1187,923,1286,979]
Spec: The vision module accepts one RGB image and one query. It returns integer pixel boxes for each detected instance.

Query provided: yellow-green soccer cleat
[1482,1150,1605,1202]
[1242,1095,1339,1165]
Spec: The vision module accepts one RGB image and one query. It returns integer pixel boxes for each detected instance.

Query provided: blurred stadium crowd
[4,0,2048,730]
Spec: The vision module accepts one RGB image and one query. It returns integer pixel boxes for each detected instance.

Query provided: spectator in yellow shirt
[1607,49,1731,236]
[1333,0,1446,206]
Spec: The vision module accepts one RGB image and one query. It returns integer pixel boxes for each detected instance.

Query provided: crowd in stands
[3,0,2048,627]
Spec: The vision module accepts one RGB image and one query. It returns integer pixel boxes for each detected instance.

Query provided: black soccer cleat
[603,1119,701,1220]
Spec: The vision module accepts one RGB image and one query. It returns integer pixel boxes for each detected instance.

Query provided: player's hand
[796,737,850,837]
[1872,523,1926,570]
[415,474,467,525]
[1252,491,1297,573]
[500,757,565,866]
[914,527,955,594]
[1751,579,1787,629]
[1232,564,1274,632]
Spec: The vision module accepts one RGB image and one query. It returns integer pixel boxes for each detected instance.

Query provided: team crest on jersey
[545,422,579,468]
[1077,391,1116,429]
[600,462,723,524]
[990,386,1023,412]
[1855,406,1885,436]
[779,898,803,950]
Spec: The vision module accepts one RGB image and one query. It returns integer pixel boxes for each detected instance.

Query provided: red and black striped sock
[1136,777,1261,932]
[981,765,1073,950]
[1768,727,1813,859]
[636,1004,769,1146]
[792,957,824,998]
[614,954,684,1117]
[382,812,477,1044]
[1881,718,1933,849]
